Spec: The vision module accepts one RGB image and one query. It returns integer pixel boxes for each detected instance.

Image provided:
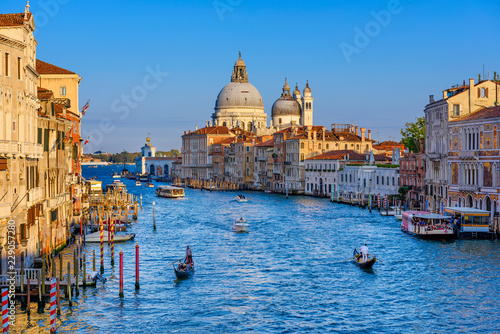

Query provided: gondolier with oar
[359,244,368,262]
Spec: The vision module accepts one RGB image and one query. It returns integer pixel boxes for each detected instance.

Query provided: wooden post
[83,254,86,288]
[119,249,124,297]
[111,219,115,266]
[140,194,143,210]
[41,260,46,295]
[93,249,96,271]
[135,242,140,290]
[74,249,79,295]
[67,262,72,306]
[59,254,63,283]
[52,256,56,279]
[56,278,61,315]
[26,277,30,316]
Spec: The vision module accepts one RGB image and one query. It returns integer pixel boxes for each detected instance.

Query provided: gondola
[353,254,377,269]
[173,263,194,279]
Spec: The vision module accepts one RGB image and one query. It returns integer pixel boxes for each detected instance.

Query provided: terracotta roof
[451,105,500,122]
[0,13,31,27]
[307,150,390,162]
[373,141,404,149]
[184,126,233,136]
[255,139,274,147]
[36,60,76,75]
[37,87,54,100]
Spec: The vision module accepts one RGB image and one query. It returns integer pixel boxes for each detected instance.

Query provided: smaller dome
[303,82,311,95]
[293,84,301,97]
[272,95,301,117]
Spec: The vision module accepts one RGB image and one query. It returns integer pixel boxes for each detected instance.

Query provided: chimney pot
[361,127,366,142]
[368,129,372,141]
[429,95,434,103]
[355,126,359,135]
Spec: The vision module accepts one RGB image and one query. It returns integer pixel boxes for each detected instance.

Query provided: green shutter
[44,129,49,152]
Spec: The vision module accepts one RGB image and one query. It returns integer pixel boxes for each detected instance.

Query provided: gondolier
[185,245,193,265]
[360,244,368,262]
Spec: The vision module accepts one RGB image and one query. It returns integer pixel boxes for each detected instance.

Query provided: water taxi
[232,217,249,232]
[111,171,121,178]
[401,211,455,240]
[156,185,185,198]
[135,181,141,186]
[235,195,248,203]
[138,174,149,182]
[146,182,154,188]
[105,180,126,193]
[444,207,493,239]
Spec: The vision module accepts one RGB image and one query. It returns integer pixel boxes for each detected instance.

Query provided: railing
[47,192,71,209]
[27,187,43,205]
[459,185,479,192]
[0,140,17,155]
[458,150,478,159]
[427,153,441,160]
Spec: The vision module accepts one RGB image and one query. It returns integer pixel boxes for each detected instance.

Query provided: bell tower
[301,82,314,126]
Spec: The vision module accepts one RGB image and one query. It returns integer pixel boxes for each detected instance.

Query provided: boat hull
[353,255,376,269]
[85,231,135,243]
[401,228,456,240]
[173,264,194,279]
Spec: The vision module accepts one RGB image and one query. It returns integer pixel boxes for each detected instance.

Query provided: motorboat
[235,195,248,203]
[156,185,185,198]
[232,217,249,232]
[135,181,141,186]
[146,182,154,188]
[84,230,135,243]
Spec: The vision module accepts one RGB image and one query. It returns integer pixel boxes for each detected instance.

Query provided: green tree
[400,116,425,153]
[170,149,180,157]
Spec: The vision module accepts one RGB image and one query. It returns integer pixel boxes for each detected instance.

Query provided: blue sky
[5,0,500,153]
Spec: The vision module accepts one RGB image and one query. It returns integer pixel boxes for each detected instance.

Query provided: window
[5,53,10,77]
[279,118,282,124]
[60,86,67,96]
[246,156,249,163]
[17,57,21,80]
[301,142,304,149]
[326,144,329,150]
[300,153,304,161]
[318,143,321,149]
[37,128,42,144]
[246,146,250,152]
[453,104,460,116]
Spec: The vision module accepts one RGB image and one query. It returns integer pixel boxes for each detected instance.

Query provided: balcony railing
[458,185,479,192]
[27,187,43,206]
[458,150,478,160]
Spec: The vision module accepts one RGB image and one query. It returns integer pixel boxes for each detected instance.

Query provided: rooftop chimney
[368,129,372,141]
[355,126,359,135]
[313,130,317,141]
[429,95,434,103]
[360,127,366,142]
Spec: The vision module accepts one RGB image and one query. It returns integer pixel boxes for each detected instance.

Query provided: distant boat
[235,195,247,203]
[89,165,98,168]
[85,230,135,243]
[135,181,141,186]
[156,185,185,198]
[146,182,154,188]
[232,217,249,232]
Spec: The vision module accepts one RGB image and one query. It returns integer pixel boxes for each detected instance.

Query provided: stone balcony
[27,187,43,206]
[0,140,18,156]
[0,141,42,158]
[458,150,478,160]
[0,204,10,219]
[459,184,479,192]
[46,192,71,209]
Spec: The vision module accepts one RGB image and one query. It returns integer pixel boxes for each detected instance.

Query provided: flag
[82,135,92,147]
[81,100,90,115]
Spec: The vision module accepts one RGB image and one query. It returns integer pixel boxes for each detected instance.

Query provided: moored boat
[444,207,493,239]
[232,217,249,232]
[85,230,135,243]
[156,185,185,198]
[401,211,455,240]
[353,254,376,269]
[173,263,194,279]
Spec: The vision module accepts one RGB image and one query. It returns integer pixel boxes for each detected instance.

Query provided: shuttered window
[44,129,49,151]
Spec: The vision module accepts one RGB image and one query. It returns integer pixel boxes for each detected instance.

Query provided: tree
[400,116,425,153]
[170,149,180,157]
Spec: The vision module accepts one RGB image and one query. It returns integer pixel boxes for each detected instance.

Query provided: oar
[345,257,355,261]
[372,256,384,264]
[165,258,185,267]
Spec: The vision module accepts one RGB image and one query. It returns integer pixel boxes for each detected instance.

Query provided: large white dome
[215,82,264,110]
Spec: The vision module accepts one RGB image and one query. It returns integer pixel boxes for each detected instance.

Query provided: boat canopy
[159,185,183,191]
[444,207,490,216]
[413,213,449,219]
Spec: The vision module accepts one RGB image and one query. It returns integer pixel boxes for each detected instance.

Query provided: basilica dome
[271,79,301,117]
[215,82,264,109]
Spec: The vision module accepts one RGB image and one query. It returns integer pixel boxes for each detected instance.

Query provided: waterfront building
[447,105,500,221]
[304,150,381,197]
[399,143,426,210]
[372,140,405,158]
[171,156,183,180]
[337,155,396,201]
[253,139,274,190]
[135,135,175,178]
[0,5,43,271]
[182,126,236,180]
[424,78,500,213]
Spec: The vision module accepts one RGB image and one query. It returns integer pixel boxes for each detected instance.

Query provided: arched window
[301,142,304,149]
[300,153,304,161]
[223,122,227,127]
[494,126,498,149]
[241,122,245,130]
[318,143,321,149]
[246,156,249,163]
[344,144,347,149]
[326,144,329,150]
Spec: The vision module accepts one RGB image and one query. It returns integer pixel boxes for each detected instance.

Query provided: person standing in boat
[185,245,193,265]
[359,244,368,262]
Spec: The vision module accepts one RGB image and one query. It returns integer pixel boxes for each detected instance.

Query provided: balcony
[458,150,478,160]
[27,187,43,206]
[0,140,17,155]
[427,153,441,161]
[46,192,71,209]
[459,185,479,192]
[284,161,292,166]
[0,204,10,219]
[258,157,267,162]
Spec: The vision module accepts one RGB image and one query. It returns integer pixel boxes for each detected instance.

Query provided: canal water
[15,165,500,333]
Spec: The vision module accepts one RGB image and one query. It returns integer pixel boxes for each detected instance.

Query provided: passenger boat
[156,185,185,198]
[146,182,154,188]
[353,254,376,269]
[444,207,493,239]
[232,217,249,232]
[235,195,248,202]
[105,180,126,193]
[135,181,141,186]
[111,172,120,178]
[173,263,194,279]
[401,211,455,240]
[85,230,135,243]
[138,174,149,182]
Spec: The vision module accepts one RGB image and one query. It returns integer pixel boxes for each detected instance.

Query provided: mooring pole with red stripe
[50,278,56,333]
[111,219,115,266]
[2,288,9,334]
[100,216,104,273]
[135,243,140,290]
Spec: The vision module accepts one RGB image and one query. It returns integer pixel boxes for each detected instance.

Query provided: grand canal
[15,165,500,333]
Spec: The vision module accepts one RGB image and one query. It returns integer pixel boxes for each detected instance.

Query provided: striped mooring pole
[100,217,104,273]
[377,194,381,208]
[50,278,56,333]
[2,288,8,334]
[111,219,115,266]
[384,194,388,210]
